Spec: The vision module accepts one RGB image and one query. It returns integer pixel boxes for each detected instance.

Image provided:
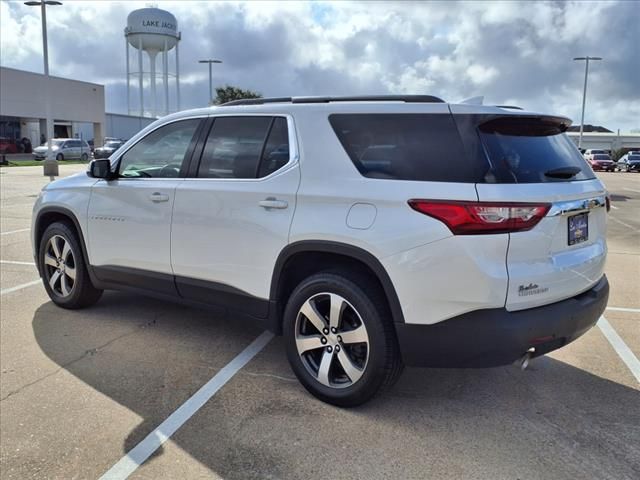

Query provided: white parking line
[598,316,640,384]
[1,260,36,266]
[0,228,30,236]
[610,204,619,210]
[99,330,274,480]
[606,306,640,314]
[0,279,42,296]
[608,215,640,232]
[624,187,640,193]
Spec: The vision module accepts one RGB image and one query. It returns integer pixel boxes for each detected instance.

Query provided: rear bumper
[395,275,609,367]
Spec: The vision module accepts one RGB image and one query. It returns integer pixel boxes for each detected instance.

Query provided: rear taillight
[408,200,551,235]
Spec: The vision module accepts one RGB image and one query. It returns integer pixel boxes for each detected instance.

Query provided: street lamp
[573,56,602,150]
[25,0,62,179]
[198,59,222,106]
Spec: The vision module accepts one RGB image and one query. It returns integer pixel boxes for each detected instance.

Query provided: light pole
[25,0,62,179]
[198,59,222,105]
[573,56,602,150]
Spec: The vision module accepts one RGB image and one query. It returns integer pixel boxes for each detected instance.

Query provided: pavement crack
[0,314,163,402]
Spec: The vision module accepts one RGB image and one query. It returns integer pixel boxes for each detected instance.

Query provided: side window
[258,117,290,178]
[118,119,200,178]
[329,114,484,182]
[198,117,272,179]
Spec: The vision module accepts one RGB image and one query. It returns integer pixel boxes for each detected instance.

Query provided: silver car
[33,138,91,161]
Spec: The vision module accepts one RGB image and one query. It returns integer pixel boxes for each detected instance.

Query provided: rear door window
[198,117,272,179]
[329,114,487,182]
[478,118,595,183]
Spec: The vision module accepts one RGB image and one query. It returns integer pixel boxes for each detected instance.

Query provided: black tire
[81,153,88,161]
[56,153,64,161]
[283,271,403,407]
[38,221,102,309]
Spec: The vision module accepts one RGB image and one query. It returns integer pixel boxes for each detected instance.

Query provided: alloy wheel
[295,292,370,388]
[43,235,76,297]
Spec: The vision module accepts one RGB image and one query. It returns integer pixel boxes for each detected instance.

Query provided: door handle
[259,197,288,209]
[149,192,170,203]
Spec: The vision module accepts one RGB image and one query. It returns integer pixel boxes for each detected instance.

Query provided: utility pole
[25,1,63,180]
[573,56,602,150]
[198,59,222,105]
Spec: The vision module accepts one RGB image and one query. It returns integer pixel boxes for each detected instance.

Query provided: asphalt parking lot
[1,165,638,480]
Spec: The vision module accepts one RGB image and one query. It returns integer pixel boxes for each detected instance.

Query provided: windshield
[51,140,65,147]
[593,155,611,160]
[628,155,640,161]
[104,141,121,148]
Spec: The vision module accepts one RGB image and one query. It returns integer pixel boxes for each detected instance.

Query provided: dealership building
[0,67,153,149]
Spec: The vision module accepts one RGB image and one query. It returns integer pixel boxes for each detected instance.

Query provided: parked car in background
[33,138,90,161]
[0,137,18,154]
[588,153,615,172]
[583,149,607,161]
[617,153,640,172]
[93,140,124,159]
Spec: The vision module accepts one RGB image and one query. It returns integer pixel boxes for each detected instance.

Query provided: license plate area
[568,212,589,245]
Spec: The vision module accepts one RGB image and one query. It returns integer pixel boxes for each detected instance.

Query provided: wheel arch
[34,206,92,280]
[269,241,405,333]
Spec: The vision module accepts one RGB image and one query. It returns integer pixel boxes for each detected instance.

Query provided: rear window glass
[479,119,595,183]
[329,114,486,182]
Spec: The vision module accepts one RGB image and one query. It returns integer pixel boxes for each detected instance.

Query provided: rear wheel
[39,222,102,309]
[283,272,403,407]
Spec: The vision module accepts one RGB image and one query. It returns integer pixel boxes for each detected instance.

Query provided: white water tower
[125,7,181,117]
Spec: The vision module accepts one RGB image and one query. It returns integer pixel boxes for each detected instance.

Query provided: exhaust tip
[516,347,536,371]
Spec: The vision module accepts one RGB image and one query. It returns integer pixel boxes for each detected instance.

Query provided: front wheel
[81,153,88,161]
[39,222,102,309]
[55,153,64,161]
[283,272,403,407]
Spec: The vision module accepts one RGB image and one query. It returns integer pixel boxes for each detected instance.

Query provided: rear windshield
[478,119,595,183]
[329,114,486,182]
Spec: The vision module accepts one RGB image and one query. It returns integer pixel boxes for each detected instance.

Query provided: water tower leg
[125,39,130,116]
[175,41,180,112]
[138,37,144,117]
[163,38,169,115]
[150,51,157,118]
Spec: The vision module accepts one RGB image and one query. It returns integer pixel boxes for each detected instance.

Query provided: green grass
[1,160,89,167]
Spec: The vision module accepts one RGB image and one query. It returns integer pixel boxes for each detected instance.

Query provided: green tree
[214,85,262,105]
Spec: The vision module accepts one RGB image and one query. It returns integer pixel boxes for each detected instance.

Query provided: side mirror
[88,159,113,179]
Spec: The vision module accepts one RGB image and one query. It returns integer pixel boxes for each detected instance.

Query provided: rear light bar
[408,200,551,235]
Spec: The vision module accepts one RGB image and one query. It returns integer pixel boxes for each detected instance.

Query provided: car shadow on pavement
[32,292,640,480]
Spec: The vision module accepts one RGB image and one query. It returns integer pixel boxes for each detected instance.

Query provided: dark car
[588,154,615,172]
[618,154,640,172]
[0,137,18,154]
[93,140,124,159]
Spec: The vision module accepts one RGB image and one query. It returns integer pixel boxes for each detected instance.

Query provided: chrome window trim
[108,113,299,182]
[547,195,606,217]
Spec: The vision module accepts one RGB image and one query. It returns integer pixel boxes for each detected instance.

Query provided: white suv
[32,96,609,406]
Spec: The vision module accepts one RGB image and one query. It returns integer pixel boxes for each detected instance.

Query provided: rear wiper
[544,167,581,179]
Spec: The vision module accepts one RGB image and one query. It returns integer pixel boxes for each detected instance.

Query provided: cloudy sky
[1,0,638,131]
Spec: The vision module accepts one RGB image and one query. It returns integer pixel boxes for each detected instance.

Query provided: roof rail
[495,105,523,110]
[221,95,445,106]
